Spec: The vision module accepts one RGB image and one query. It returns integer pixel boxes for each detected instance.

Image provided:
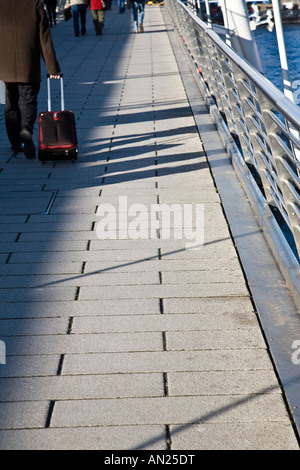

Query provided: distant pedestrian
[118,0,125,13]
[65,0,88,37]
[89,0,105,35]
[131,0,145,33]
[0,0,61,158]
[44,0,58,26]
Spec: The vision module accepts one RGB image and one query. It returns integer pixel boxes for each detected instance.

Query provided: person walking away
[118,0,125,13]
[65,0,88,36]
[44,0,57,26]
[89,0,105,35]
[0,0,61,159]
[131,0,145,33]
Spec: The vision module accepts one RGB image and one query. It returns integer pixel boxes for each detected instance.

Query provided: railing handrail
[166,0,300,306]
[180,1,300,131]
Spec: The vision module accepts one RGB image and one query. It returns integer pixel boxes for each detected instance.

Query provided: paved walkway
[0,3,299,450]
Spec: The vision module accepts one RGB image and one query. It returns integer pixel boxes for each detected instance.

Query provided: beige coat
[65,0,88,5]
[0,0,60,83]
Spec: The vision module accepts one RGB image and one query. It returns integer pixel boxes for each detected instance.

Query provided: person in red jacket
[89,0,105,35]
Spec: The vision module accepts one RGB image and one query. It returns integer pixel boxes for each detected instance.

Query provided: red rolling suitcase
[38,75,78,162]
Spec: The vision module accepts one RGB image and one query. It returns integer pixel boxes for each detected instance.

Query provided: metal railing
[166,0,300,302]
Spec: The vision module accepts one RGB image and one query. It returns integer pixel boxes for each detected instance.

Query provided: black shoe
[10,143,23,153]
[20,129,36,159]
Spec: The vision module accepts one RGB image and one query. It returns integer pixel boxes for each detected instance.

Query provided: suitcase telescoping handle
[47,74,65,112]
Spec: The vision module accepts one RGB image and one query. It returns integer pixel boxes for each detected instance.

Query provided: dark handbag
[64,7,72,21]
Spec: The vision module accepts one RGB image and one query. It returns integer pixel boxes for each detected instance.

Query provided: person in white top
[65,0,88,36]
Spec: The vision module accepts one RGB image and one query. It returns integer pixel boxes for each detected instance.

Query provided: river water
[253,23,300,102]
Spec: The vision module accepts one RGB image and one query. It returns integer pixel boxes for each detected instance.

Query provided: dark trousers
[45,0,57,26]
[4,82,40,146]
[71,5,87,36]
[91,9,104,34]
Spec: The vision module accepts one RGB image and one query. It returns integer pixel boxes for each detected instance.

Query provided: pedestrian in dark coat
[0,0,61,158]
[44,0,58,27]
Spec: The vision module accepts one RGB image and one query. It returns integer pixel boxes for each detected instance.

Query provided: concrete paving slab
[0,354,61,378]
[0,240,88,252]
[169,423,299,450]
[0,401,49,430]
[0,262,84,275]
[0,373,164,401]
[0,271,160,288]
[0,318,69,336]
[62,349,275,376]
[3,332,163,355]
[0,254,8,263]
[70,311,258,334]
[0,286,77,302]
[9,248,159,263]
[83,257,242,272]
[0,426,167,450]
[0,298,160,319]
[0,233,18,242]
[0,193,52,215]
[79,283,250,300]
[168,370,281,396]
[50,395,291,427]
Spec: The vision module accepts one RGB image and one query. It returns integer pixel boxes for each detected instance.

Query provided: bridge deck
[0,3,299,450]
